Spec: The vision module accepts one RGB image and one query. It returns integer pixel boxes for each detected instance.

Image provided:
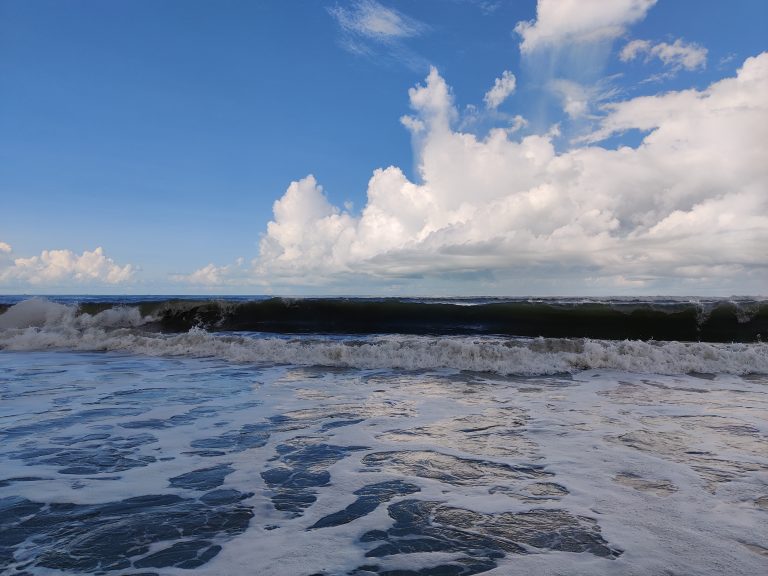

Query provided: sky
[1,0,766,296]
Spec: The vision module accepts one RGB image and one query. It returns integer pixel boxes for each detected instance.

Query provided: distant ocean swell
[1,297,766,376]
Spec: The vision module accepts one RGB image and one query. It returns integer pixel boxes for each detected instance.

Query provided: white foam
[2,298,766,376]
[1,320,766,376]
[1,350,766,576]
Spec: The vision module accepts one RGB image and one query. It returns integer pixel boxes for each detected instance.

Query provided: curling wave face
[1,297,766,376]
[2,295,767,339]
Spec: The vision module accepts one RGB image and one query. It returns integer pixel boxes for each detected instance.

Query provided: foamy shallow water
[1,351,766,575]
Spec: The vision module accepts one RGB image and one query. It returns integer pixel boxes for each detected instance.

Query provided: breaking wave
[1,298,766,376]
[1,295,766,341]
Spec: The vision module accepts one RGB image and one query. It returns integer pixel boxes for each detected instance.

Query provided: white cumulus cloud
[250,53,768,292]
[515,0,656,53]
[621,38,707,71]
[484,70,517,109]
[174,257,248,287]
[0,242,11,254]
[256,175,357,280]
[0,246,135,286]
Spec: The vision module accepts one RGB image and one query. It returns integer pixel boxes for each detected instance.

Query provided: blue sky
[1,0,766,295]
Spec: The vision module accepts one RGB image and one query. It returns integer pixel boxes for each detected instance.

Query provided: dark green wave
[124,298,768,342]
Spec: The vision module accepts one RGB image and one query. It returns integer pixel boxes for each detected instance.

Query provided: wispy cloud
[329,0,425,40]
[457,0,501,15]
[549,77,621,121]
[327,0,429,69]
[514,0,657,138]
[718,53,737,69]
[621,38,708,72]
[173,258,247,287]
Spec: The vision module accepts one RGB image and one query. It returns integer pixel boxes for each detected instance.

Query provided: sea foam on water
[1,296,766,575]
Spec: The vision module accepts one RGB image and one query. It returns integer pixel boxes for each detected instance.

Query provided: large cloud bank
[255,53,768,291]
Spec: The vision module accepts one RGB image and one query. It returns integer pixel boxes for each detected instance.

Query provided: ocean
[0,296,766,575]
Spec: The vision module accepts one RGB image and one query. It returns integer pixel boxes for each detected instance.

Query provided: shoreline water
[1,297,767,575]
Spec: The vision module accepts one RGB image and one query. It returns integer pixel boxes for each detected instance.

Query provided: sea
[0,295,766,576]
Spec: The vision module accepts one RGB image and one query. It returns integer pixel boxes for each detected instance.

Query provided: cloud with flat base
[244,54,767,294]
[0,246,135,287]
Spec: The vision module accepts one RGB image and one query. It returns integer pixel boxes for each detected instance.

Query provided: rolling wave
[2,295,765,342]
[1,298,766,375]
